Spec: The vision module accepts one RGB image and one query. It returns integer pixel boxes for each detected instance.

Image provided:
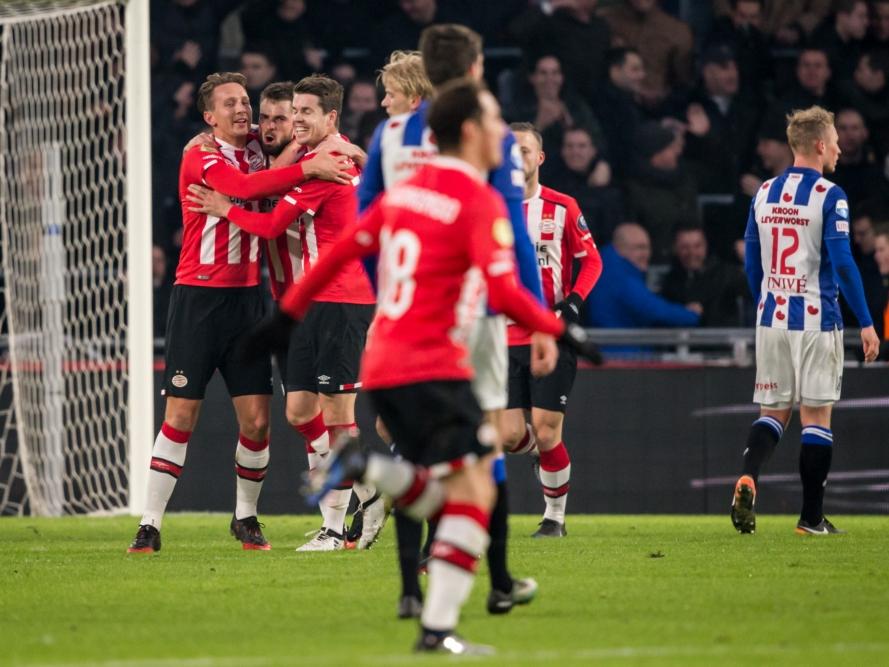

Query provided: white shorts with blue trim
[753,326,843,407]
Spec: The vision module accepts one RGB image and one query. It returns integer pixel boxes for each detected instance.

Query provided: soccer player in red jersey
[188,75,377,551]
[501,123,603,538]
[128,73,311,554]
[239,79,597,654]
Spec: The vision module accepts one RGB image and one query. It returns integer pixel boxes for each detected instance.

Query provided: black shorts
[506,342,577,413]
[283,301,374,394]
[163,285,272,400]
[370,381,492,468]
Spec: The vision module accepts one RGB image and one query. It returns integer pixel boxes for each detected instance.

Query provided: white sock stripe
[434,515,490,556]
[540,464,571,488]
[152,436,187,466]
[236,444,270,467]
[802,426,833,441]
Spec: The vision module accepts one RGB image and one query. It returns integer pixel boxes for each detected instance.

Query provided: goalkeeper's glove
[553,292,584,325]
[238,307,296,361]
[559,322,603,366]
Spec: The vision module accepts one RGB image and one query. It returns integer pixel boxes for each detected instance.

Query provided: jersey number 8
[378,228,421,319]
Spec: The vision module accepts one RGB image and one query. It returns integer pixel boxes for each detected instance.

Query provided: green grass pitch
[3,514,888,666]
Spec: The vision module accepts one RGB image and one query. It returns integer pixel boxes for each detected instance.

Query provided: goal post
[125,0,154,517]
[0,0,153,516]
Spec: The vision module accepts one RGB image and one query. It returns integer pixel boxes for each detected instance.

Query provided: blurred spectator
[660,224,750,326]
[706,0,772,98]
[873,224,889,343]
[811,0,869,81]
[770,47,839,114]
[306,0,384,63]
[832,108,888,203]
[843,207,889,335]
[593,47,648,177]
[624,122,700,262]
[730,111,793,260]
[151,0,243,82]
[837,50,889,158]
[546,126,623,243]
[241,0,318,81]
[684,44,760,194]
[867,0,889,49]
[714,0,830,46]
[585,222,702,328]
[371,0,460,69]
[152,245,173,338]
[240,46,278,110]
[600,0,694,107]
[340,78,381,141]
[329,60,358,87]
[507,0,611,106]
[505,54,601,158]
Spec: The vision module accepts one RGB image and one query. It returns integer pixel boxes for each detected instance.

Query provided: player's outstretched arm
[270,140,355,184]
[187,184,293,240]
[199,149,308,199]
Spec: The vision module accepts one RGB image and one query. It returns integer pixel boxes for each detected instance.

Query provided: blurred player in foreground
[732,105,879,536]
[238,78,599,654]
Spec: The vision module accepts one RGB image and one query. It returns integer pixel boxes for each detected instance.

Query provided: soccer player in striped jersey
[358,26,549,618]
[128,73,315,554]
[189,75,377,551]
[501,123,602,538]
[732,106,879,536]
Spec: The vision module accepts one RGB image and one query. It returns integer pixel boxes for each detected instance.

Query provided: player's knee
[164,400,200,433]
[534,423,559,451]
[239,413,269,440]
[500,420,526,449]
[285,403,315,427]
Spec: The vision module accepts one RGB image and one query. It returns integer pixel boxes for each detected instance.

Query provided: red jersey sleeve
[563,198,602,299]
[226,189,302,240]
[278,198,383,319]
[470,190,564,337]
[196,146,306,198]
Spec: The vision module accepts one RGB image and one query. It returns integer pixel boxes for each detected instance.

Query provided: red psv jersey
[278,157,565,389]
[227,146,375,303]
[176,135,265,287]
[508,185,601,346]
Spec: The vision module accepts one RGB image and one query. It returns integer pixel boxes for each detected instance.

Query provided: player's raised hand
[317,134,368,168]
[530,332,558,377]
[860,325,880,363]
[559,323,604,366]
[302,149,355,185]
[182,131,216,154]
[238,307,296,362]
[186,184,232,219]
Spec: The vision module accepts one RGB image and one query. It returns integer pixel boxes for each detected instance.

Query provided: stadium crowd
[149,0,889,340]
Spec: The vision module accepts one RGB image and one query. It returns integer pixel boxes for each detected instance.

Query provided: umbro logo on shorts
[560,395,567,405]
[318,375,330,385]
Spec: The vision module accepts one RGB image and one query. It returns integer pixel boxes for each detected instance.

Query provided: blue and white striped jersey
[745,166,850,331]
[358,99,543,302]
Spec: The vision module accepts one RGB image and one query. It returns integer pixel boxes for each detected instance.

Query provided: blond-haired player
[732,105,879,536]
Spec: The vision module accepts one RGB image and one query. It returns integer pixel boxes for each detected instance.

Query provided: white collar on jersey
[523,184,542,204]
[431,155,485,182]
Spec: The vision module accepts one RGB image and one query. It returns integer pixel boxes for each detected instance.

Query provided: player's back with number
[748,168,848,330]
[363,159,510,388]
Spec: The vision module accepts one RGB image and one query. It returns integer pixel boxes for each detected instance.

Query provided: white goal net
[0,0,152,516]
